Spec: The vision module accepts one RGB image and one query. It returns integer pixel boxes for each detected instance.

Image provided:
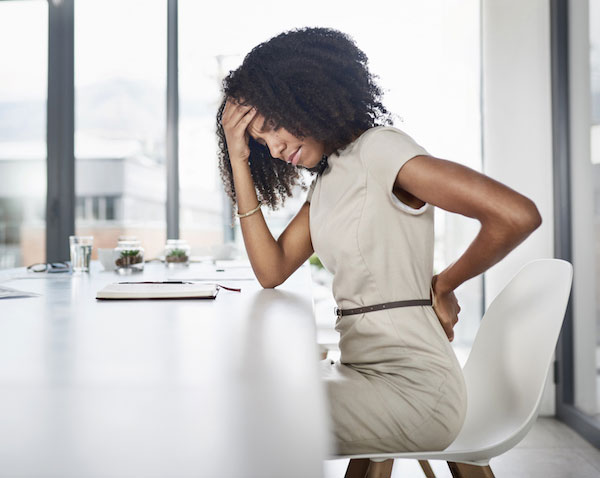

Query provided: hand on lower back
[431,274,461,342]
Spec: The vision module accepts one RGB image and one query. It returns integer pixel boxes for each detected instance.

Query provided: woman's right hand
[431,274,461,342]
[222,98,258,165]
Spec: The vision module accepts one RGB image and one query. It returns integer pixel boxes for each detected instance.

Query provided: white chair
[331,259,573,478]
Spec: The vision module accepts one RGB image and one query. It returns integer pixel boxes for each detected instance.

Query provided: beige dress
[307,126,467,455]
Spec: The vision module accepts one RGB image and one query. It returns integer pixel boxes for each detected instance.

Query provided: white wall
[481,0,556,414]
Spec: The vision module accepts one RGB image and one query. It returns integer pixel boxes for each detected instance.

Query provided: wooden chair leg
[419,459,437,477]
[447,462,495,478]
[345,458,371,478]
[365,459,394,478]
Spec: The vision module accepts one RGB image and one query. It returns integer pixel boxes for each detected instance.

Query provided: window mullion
[46,0,75,262]
[166,0,179,240]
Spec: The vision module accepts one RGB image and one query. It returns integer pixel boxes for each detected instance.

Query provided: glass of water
[69,235,93,273]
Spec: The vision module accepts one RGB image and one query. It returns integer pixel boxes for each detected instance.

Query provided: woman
[216,27,541,456]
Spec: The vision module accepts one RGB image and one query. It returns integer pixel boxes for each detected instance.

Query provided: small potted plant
[165,239,190,267]
[115,240,145,272]
[166,248,189,264]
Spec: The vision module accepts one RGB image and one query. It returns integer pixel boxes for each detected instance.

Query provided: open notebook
[96,282,219,300]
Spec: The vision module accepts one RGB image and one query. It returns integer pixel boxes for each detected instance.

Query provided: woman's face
[246,113,325,169]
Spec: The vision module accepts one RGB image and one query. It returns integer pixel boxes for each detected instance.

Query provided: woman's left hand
[431,274,460,342]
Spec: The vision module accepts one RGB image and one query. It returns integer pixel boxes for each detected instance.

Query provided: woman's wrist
[230,157,250,170]
[433,272,454,295]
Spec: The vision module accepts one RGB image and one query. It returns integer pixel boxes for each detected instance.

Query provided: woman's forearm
[436,201,542,294]
[230,161,285,288]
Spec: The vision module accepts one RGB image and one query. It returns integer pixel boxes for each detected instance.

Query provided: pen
[117,281,193,284]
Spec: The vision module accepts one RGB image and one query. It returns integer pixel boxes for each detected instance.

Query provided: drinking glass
[69,236,93,273]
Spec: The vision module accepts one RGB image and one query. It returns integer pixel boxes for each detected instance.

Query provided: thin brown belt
[334,298,433,318]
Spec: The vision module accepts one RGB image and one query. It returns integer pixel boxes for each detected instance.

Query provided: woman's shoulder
[356,125,419,148]
[352,125,430,162]
[334,125,404,158]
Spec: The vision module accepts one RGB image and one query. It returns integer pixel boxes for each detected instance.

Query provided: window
[0,1,48,269]
[557,0,600,441]
[588,0,600,420]
[177,25,232,250]
[74,0,167,260]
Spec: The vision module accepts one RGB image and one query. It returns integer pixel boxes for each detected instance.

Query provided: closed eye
[261,118,276,132]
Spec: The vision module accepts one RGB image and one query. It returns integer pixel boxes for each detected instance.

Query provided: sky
[0,0,48,102]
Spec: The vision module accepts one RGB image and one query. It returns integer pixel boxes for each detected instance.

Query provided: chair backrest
[449,259,573,458]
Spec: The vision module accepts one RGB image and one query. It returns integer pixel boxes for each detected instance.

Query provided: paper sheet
[0,286,41,299]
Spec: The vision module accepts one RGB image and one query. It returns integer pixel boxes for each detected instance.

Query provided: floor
[323,417,600,478]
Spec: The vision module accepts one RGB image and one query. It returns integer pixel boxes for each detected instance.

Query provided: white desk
[0,262,329,477]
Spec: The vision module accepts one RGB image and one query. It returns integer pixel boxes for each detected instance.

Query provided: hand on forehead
[247,113,273,136]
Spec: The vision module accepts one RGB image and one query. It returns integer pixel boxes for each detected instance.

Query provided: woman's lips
[289,146,302,166]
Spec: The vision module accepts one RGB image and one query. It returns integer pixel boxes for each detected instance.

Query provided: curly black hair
[216,27,393,210]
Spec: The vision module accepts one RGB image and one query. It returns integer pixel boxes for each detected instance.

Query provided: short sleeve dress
[307,126,467,455]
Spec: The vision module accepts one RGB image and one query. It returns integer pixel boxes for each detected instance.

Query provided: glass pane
[74,0,167,260]
[590,0,600,419]
[178,49,230,252]
[0,1,48,269]
[179,0,481,359]
[571,0,600,426]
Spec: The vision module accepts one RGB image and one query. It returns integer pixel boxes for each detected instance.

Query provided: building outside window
[0,0,48,269]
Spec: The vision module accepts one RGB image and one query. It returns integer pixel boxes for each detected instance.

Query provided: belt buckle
[334,307,342,318]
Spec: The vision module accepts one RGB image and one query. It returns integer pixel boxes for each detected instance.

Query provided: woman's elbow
[509,198,542,236]
[521,199,542,232]
[259,279,280,289]
[257,272,284,289]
